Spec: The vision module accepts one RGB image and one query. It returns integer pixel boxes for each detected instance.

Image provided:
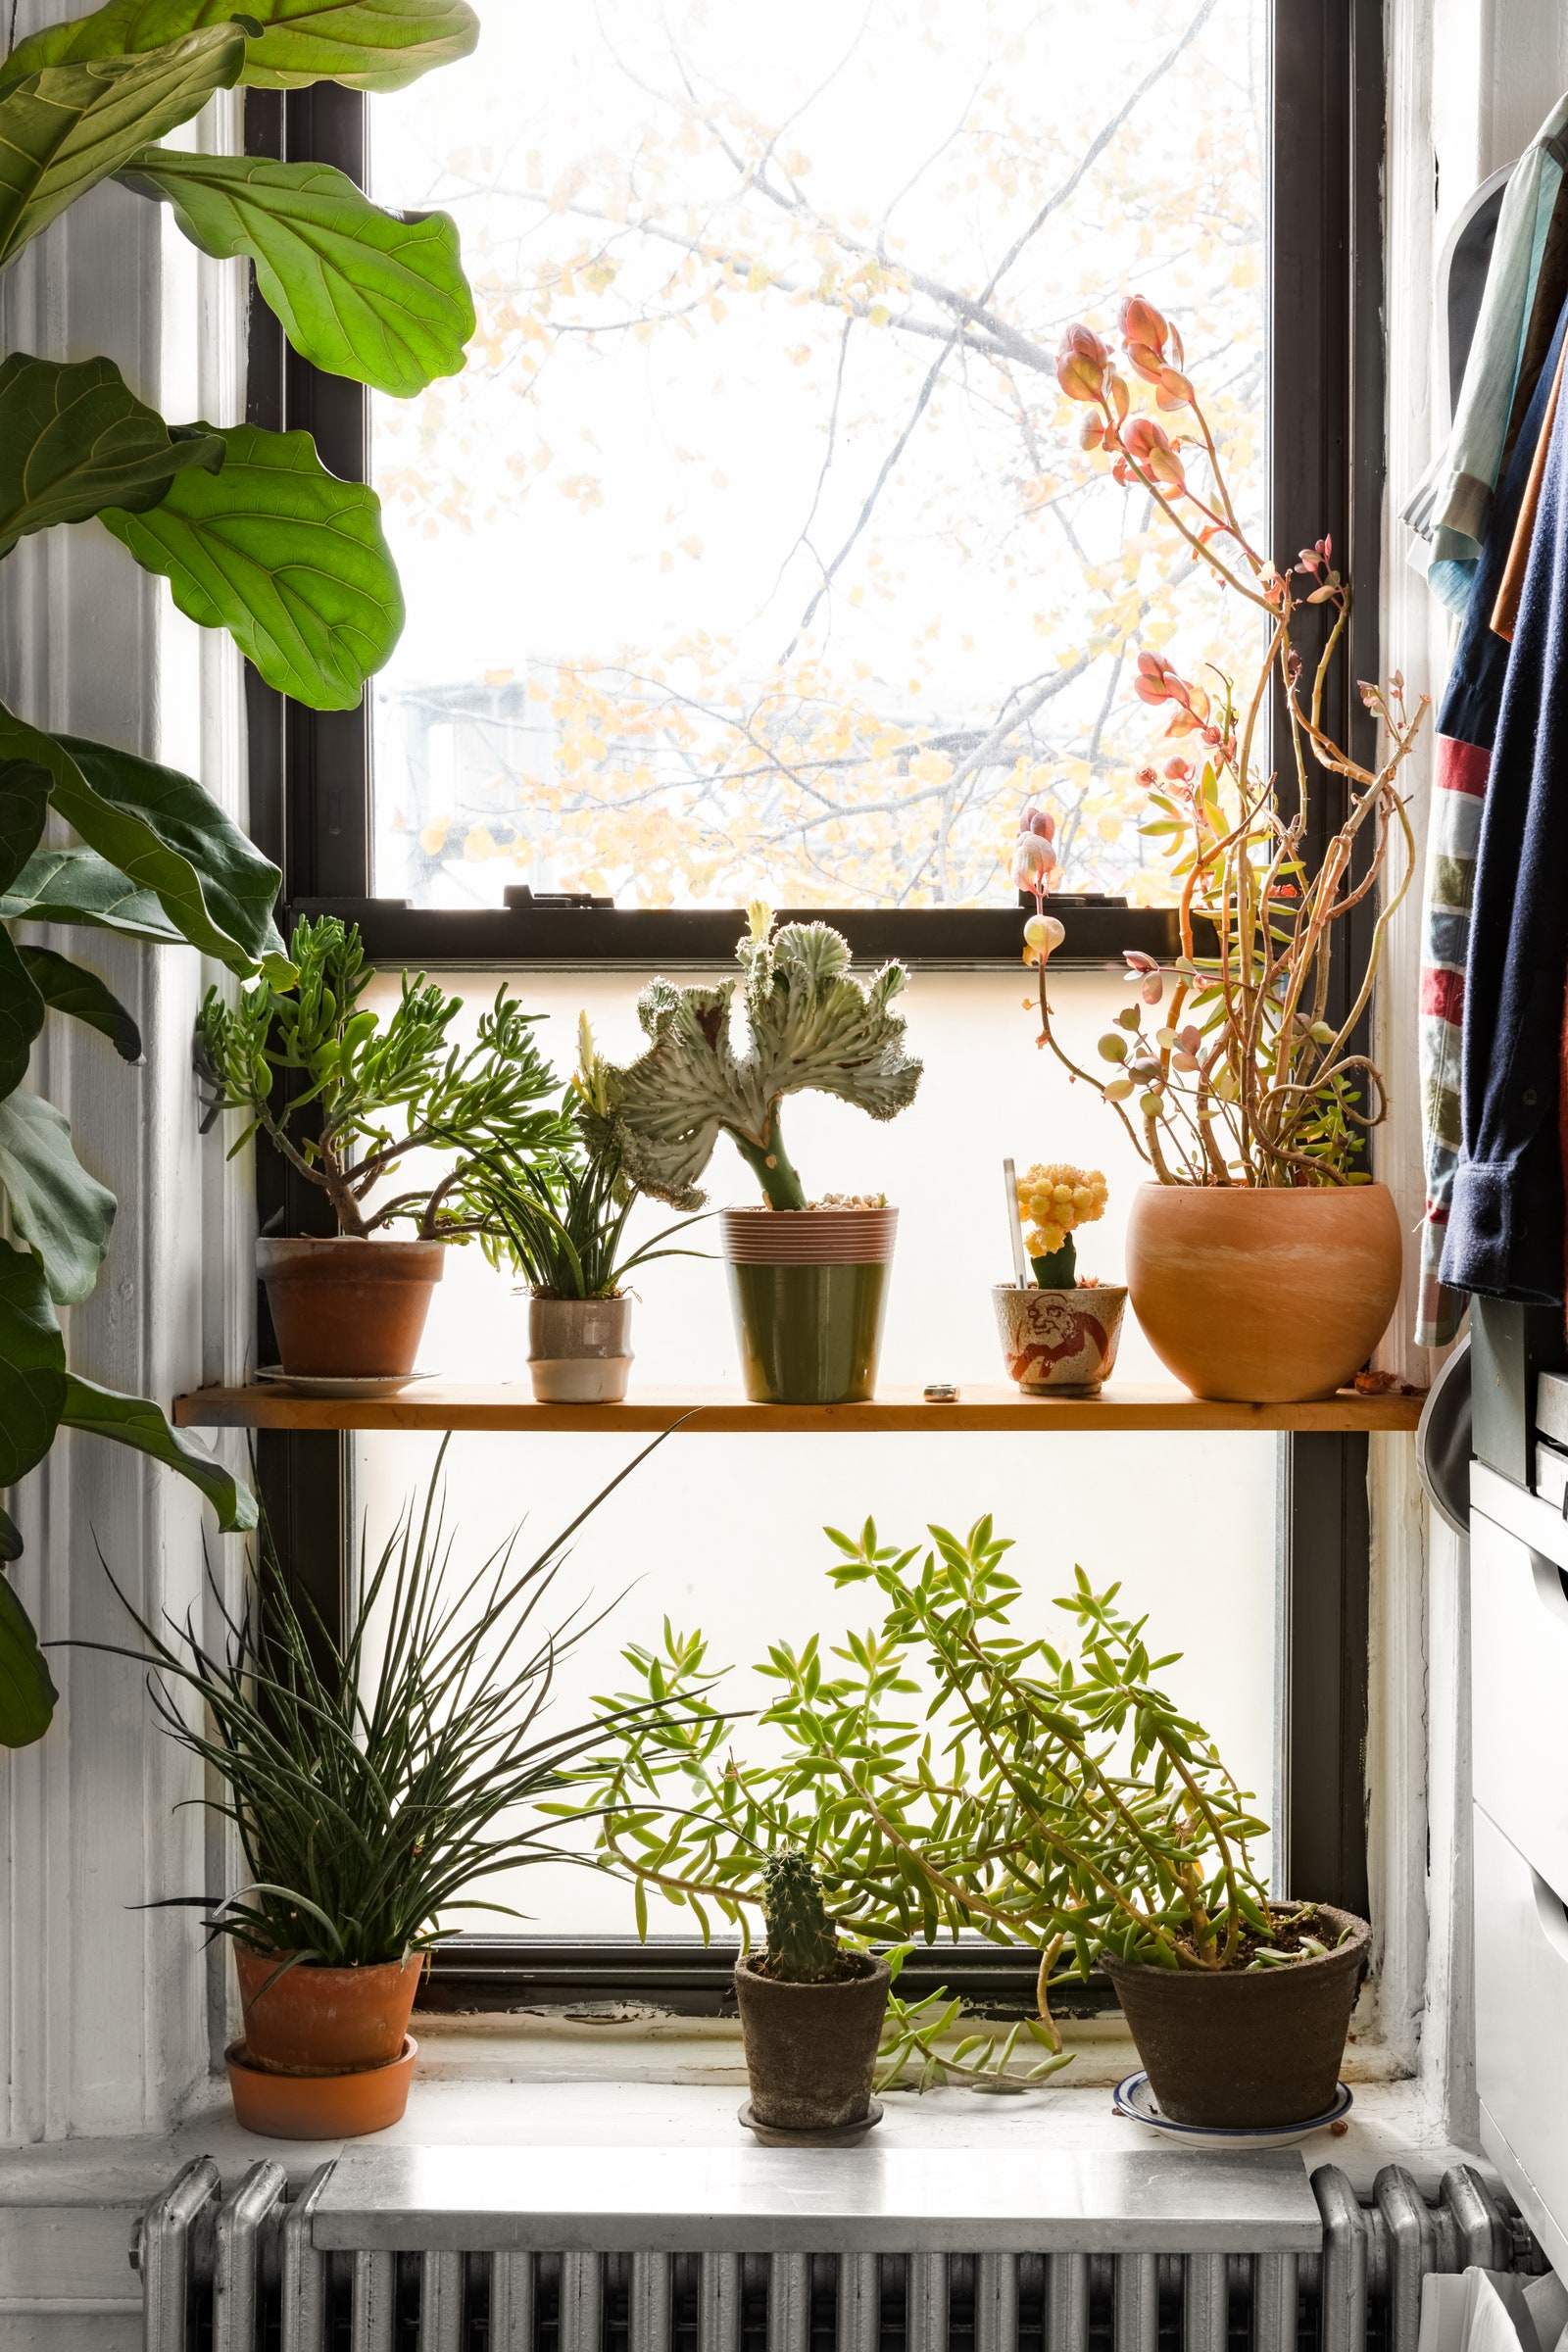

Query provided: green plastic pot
[721,1206,898,1405]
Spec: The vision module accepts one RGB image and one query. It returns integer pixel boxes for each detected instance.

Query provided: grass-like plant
[198,915,573,1241]
[570,1515,1318,2089]
[83,1440,661,1968]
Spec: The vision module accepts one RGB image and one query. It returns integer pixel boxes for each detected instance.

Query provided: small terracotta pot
[993,1283,1127,1395]
[1104,1905,1369,2129]
[734,1951,891,2132]
[233,1945,424,2077]
[226,2035,416,2139]
[258,1237,445,1379]
[1125,1182,1401,1402]
[527,1292,633,1403]
[721,1207,897,1404]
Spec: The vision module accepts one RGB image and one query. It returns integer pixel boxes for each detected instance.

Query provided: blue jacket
[1442,375,1568,1305]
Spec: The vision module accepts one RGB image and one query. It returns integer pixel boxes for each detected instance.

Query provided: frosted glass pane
[351,968,1278,1934]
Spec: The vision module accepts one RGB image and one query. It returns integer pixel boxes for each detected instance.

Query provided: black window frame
[246,0,1385,2019]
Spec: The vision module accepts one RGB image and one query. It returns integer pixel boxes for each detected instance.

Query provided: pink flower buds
[1056,322,1108,403]
[1121,416,1186,492]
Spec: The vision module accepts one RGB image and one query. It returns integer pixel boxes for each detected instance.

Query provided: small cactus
[761,1848,843,1984]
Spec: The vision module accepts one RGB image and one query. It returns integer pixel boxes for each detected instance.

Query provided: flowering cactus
[1015,1162,1107,1287]
[760,1848,844,1984]
[594,906,922,1210]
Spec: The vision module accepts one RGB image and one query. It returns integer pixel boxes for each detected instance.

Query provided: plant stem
[732,1116,808,1209]
[1030,1237,1077,1287]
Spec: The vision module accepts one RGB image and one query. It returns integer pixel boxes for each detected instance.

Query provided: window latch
[505,887,616,913]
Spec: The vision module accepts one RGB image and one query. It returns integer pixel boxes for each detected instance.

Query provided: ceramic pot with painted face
[993,1282,1128,1396]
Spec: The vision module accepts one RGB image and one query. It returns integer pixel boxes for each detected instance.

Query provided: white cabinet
[1471,1510,1568,1897]
[1473,1804,1568,2277]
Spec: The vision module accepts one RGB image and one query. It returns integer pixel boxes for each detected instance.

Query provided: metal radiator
[134,2148,1543,2352]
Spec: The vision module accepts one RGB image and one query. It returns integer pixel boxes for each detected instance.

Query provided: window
[249,0,1381,2012]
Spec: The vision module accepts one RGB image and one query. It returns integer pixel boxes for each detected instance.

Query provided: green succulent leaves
[0,25,250,268]
[102,424,405,709]
[122,153,474,396]
[0,354,224,559]
[3,0,479,94]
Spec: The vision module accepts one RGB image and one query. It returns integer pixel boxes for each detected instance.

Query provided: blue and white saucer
[1112,2070,1352,2150]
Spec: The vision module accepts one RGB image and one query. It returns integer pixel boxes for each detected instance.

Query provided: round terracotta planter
[233,1945,424,2076]
[734,1950,891,2132]
[1104,1905,1369,2129]
[993,1283,1128,1396]
[721,1207,897,1405]
[258,1237,445,1379]
[226,2035,416,2139]
[527,1292,633,1403]
[1124,1183,1401,1402]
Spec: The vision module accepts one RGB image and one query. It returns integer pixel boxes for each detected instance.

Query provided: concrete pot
[527,1292,633,1403]
[733,1951,891,2132]
[1103,1905,1369,2128]
[258,1236,445,1379]
[993,1283,1128,1395]
[721,1207,897,1404]
[1125,1183,1401,1402]
[233,1945,424,2077]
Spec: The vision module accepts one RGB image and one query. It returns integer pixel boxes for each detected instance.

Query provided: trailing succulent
[197,917,573,1240]
[591,906,923,1212]
[0,0,478,1743]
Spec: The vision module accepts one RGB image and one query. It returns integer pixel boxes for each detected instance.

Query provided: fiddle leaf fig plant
[595,906,923,1211]
[0,0,479,1744]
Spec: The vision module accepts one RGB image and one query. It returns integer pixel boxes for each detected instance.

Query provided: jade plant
[1023,297,1423,1186]
[571,1517,1332,2089]
[591,906,923,1210]
[197,916,572,1240]
[0,0,479,1740]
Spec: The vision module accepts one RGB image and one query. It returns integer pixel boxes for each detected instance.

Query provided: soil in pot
[1125,1183,1401,1403]
[733,1949,891,2132]
[527,1292,633,1403]
[259,1237,446,1379]
[1103,1903,1369,2128]
[233,1945,424,2076]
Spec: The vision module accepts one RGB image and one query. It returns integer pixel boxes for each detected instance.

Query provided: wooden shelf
[173,1382,1424,1435]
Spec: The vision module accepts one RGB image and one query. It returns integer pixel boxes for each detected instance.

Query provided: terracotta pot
[226,2035,416,2139]
[993,1283,1127,1396]
[1104,1905,1369,2129]
[527,1292,633,1403]
[233,1945,424,2077]
[721,1207,897,1405]
[733,1951,890,2132]
[1125,1183,1401,1402]
[258,1237,445,1379]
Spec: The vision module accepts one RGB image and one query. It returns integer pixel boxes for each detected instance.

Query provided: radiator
[134,2146,1542,2352]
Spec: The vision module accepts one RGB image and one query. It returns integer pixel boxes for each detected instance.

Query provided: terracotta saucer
[225,2035,416,2139]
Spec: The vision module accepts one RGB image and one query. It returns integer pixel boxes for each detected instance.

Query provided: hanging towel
[1404,102,1568,612]
[1440,345,1568,1307]
[1414,294,1568,1346]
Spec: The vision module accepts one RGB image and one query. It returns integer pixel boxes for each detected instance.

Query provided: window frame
[246,0,1385,2018]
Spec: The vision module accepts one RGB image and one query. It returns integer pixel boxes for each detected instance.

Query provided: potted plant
[591,906,923,1404]
[197,915,572,1380]
[994,1161,1127,1396]
[471,1020,710,1402]
[732,1849,891,2139]
[82,1441,655,2137]
[576,1516,1367,2126]
[1026,299,1424,1403]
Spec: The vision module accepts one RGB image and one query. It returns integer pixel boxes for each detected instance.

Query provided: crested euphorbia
[1020,297,1425,1189]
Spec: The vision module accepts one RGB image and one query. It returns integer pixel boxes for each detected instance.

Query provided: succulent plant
[594,907,922,1210]
[760,1848,844,1984]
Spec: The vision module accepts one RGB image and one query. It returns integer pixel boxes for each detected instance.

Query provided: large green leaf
[0,1090,117,1306]
[0,706,287,978]
[18,945,142,1061]
[122,152,473,398]
[0,353,223,559]
[4,0,477,94]
[0,924,45,1101]
[0,1575,57,1747]
[0,1236,67,1489]
[102,422,404,710]
[0,26,250,270]
[0,846,183,944]
[0,1507,20,1564]
[60,1376,258,1532]
[0,762,51,892]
